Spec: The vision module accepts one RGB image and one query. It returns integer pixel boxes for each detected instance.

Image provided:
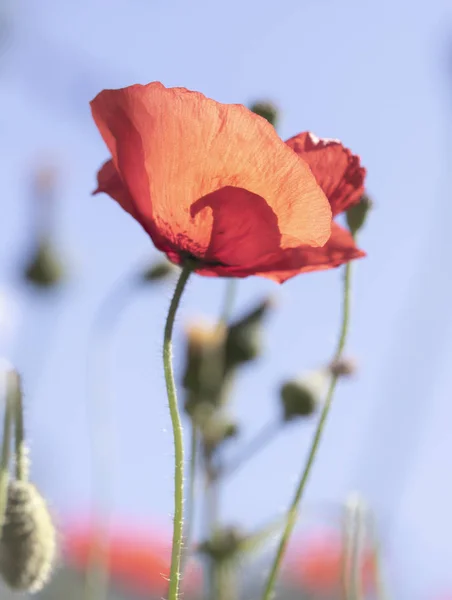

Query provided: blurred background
[1,0,452,598]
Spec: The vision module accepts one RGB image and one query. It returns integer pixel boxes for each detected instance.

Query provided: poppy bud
[225,298,272,370]
[280,370,327,421]
[346,194,372,236]
[329,356,357,378]
[249,101,279,128]
[23,240,64,289]
[182,320,227,412]
[0,480,57,593]
[197,526,243,563]
[141,259,177,283]
[201,413,239,455]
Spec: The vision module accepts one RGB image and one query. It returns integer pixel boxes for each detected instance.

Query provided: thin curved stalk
[164,264,193,600]
[261,260,353,600]
[0,370,14,530]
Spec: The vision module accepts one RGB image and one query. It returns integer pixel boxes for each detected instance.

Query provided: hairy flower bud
[23,240,64,289]
[249,101,279,128]
[197,526,243,562]
[183,320,227,414]
[0,481,57,593]
[280,370,327,421]
[225,298,272,370]
[141,259,177,283]
[346,194,372,236]
[201,413,239,455]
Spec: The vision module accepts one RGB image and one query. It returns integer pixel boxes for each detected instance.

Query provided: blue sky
[1,0,452,597]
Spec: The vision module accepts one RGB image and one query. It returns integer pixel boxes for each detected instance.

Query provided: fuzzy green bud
[141,259,177,283]
[198,527,243,563]
[346,194,372,236]
[249,101,279,128]
[201,413,239,455]
[23,240,64,289]
[182,320,227,413]
[0,481,57,593]
[225,298,272,370]
[280,370,327,421]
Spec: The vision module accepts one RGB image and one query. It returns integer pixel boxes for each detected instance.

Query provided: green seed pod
[197,526,243,563]
[201,413,239,455]
[23,240,64,289]
[0,481,57,593]
[249,101,279,128]
[225,298,272,370]
[182,320,227,412]
[141,259,177,283]
[346,193,373,236]
[280,370,327,421]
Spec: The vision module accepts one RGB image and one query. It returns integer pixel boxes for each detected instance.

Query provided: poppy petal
[286,132,366,216]
[90,83,332,265]
[252,222,365,283]
[93,159,137,220]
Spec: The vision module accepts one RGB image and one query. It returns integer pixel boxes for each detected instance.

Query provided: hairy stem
[164,264,193,600]
[0,371,14,530]
[261,260,353,600]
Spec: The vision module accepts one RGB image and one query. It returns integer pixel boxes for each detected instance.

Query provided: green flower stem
[219,279,237,325]
[180,424,199,575]
[372,517,389,600]
[0,370,14,530]
[10,372,27,482]
[261,260,354,600]
[164,264,193,600]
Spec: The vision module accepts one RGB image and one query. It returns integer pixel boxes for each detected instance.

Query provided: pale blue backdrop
[0,0,451,598]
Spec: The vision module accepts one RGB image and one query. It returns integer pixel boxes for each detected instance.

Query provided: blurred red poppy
[63,523,201,596]
[90,82,335,283]
[286,531,375,596]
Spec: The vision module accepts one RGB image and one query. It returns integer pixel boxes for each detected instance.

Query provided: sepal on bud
[280,370,328,421]
[346,194,372,236]
[23,240,65,289]
[141,259,177,283]
[249,101,279,128]
[225,298,273,370]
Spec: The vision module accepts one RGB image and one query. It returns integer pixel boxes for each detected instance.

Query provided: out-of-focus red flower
[287,531,375,596]
[90,82,335,283]
[63,523,201,596]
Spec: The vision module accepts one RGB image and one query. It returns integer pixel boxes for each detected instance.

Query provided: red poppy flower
[63,523,201,596]
[91,82,365,283]
[286,531,376,595]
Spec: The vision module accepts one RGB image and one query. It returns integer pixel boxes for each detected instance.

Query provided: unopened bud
[329,356,357,378]
[346,194,372,236]
[23,240,64,289]
[280,370,327,421]
[198,526,243,563]
[183,320,227,411]
[201,413,239,455]
[0,481,57,593]
[225,298,273,370]
[141,259,177,283]
[249,101,279,128]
